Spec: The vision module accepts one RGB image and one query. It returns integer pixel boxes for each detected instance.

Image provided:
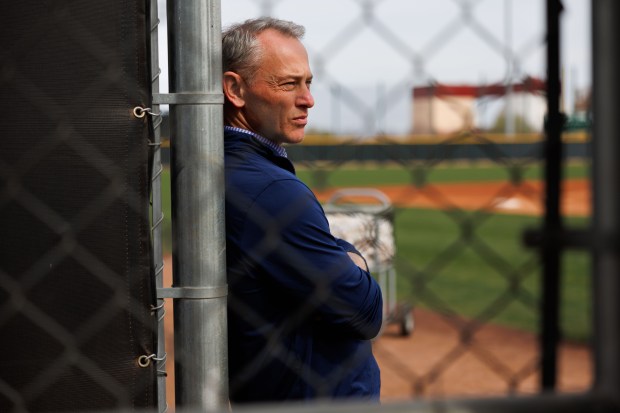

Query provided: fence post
[541,0,563,390]
[166,0,228,409]
[591,0,620,404]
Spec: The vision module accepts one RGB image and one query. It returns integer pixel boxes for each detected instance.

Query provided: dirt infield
[376,310,592,401]
[161,179,592,407]
[315,179,590,217]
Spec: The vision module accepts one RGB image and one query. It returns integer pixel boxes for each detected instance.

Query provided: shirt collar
[224,126,288,158]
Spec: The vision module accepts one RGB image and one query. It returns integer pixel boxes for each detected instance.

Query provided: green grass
[296,162,589,189]
[392,208,590,341]
[157,161,592,341]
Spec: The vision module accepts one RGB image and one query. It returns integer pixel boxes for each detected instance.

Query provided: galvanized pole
[166,0,228,410]
[591,0,620,404]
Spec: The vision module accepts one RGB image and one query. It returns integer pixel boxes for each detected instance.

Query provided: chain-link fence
[3,0,611,412]
[158,0,594,406]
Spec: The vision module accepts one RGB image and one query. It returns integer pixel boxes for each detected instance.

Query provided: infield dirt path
[315,179,590,218]
[162,179,592,408]
[375,310,592,401]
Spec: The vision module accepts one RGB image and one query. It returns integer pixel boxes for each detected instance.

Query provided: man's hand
[347,251,369,272]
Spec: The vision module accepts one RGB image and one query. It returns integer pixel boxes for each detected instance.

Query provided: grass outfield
[158,161,591,341]
[393,208,590,341]
[296,161,588,188]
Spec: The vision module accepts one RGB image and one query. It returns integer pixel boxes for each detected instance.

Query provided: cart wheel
[399,307,414,337]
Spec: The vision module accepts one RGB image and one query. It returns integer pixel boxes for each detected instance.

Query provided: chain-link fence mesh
[1,0,595,411]
[192,0,592,404]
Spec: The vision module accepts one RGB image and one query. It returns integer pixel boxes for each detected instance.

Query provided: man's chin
[283,134,305,145]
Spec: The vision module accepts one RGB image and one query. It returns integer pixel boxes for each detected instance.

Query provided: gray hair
[222,17,305,83]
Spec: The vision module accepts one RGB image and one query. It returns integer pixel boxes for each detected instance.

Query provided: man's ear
[223,71,245,108]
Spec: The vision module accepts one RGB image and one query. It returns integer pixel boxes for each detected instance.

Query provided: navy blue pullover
[224,128,383,403]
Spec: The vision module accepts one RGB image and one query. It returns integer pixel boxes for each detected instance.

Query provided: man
[222,17,383,403]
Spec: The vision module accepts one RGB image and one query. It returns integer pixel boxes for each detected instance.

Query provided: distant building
[412,77,546,134]
[564,88,591,131]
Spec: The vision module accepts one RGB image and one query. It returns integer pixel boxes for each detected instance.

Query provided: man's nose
[298,86,314,108]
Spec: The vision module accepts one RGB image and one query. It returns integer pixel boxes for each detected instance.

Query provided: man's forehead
[260,64,312,79]
[255,32,311,76]
[257,29,306,53]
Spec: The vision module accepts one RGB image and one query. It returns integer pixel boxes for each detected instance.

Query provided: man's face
[242,30,314,145]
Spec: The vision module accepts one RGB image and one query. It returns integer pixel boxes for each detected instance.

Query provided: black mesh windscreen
[0,1,156,411]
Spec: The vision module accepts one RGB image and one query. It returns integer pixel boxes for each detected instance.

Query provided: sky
[156,0,591,135]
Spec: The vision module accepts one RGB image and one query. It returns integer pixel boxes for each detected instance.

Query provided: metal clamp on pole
[152,92,224,105]
[157,285,228,300]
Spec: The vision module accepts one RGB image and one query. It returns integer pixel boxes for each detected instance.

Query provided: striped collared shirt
[224,126,288,158]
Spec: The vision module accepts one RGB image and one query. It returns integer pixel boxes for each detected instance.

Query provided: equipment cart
[324,188,413,337]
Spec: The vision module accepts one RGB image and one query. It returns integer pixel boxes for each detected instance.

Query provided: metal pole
[148,1,167,411]
[166,0,228,410]
[541,0,563,391]
[591,0,620,404]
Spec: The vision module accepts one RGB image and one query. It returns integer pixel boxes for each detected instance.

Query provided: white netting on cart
[325,211,395,271]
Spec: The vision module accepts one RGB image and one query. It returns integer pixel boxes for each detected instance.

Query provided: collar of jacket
[224,128,296,175]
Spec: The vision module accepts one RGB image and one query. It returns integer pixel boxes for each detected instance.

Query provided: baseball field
[159,161,592,402]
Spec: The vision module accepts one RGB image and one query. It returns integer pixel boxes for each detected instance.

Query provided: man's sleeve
[240,179,383,340]
[334,238,360,255]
